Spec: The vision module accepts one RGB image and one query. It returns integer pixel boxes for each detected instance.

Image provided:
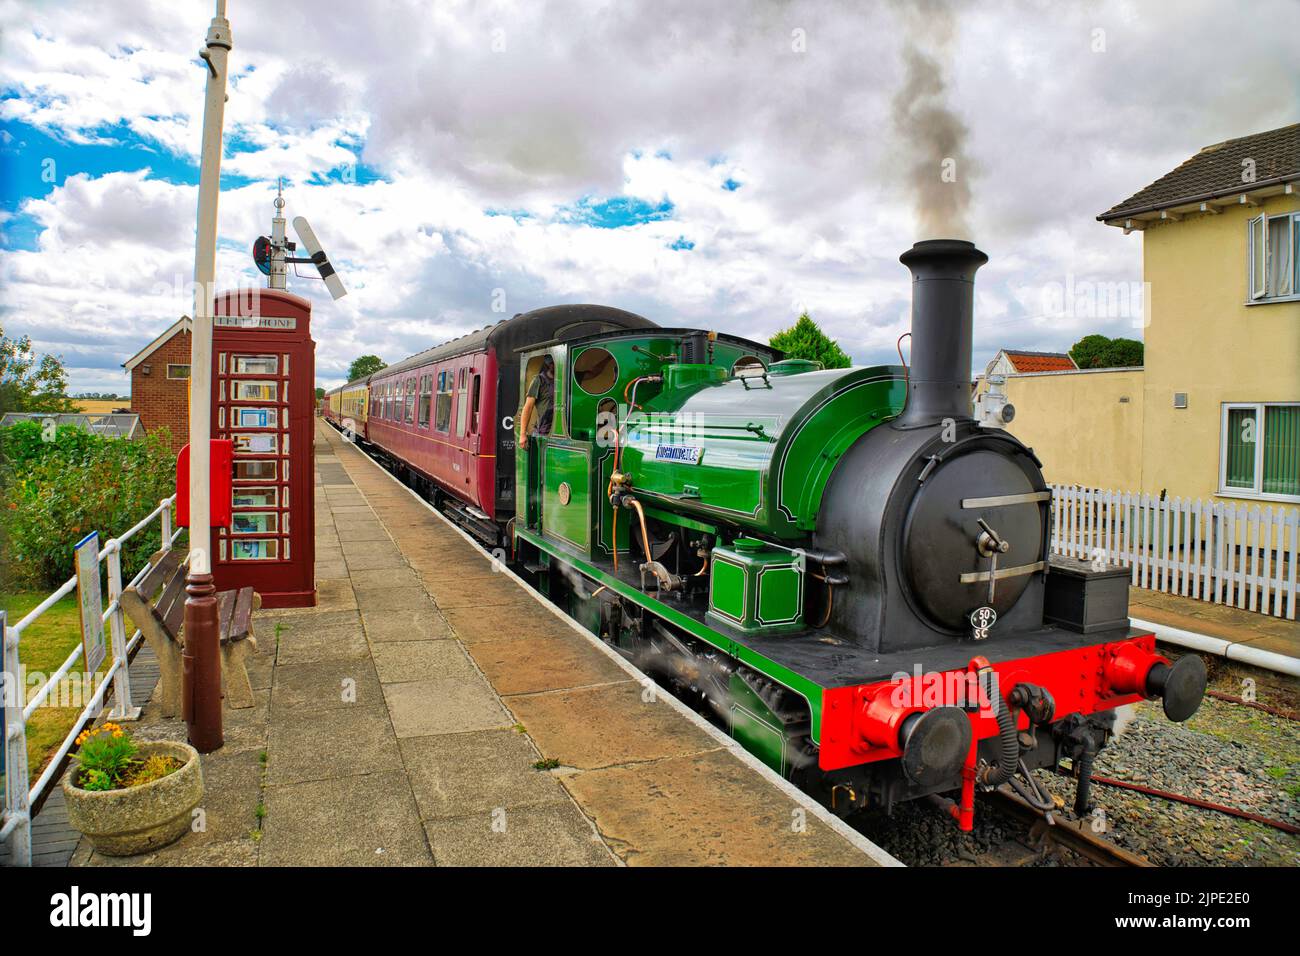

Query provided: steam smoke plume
[889,0,973,239]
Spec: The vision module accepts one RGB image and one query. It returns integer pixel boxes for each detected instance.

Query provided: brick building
[123,316,191,454]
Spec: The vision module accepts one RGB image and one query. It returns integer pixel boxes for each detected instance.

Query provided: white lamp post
[184,0,232,753]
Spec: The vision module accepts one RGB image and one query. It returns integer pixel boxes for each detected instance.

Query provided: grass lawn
[2,589,109,786]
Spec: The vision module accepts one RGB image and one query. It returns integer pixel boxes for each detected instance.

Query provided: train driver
[519,353,555,438]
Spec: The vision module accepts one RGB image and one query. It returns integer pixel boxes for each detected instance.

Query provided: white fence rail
[1050,486,1299,620]
[2,496,181,867]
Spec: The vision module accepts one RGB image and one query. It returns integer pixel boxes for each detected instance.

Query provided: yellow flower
[111,731,123,738]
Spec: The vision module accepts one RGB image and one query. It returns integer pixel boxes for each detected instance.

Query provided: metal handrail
[2,494,180,867]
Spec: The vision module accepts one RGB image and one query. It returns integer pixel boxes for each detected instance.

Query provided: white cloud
[1,0,1297,396]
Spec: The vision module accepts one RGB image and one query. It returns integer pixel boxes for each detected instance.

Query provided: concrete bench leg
[221,638,256,710]
[145,635,183,719]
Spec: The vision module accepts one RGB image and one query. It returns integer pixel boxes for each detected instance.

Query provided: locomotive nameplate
[654,444,702,465]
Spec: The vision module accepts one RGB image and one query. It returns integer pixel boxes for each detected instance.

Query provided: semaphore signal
[252,177,347,300]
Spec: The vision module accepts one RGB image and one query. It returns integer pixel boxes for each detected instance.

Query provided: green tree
[768,313,851,369]
[1069,334,1144,369]
[347,354,386,382]
[315,386,326,401]
[0,323,77,416]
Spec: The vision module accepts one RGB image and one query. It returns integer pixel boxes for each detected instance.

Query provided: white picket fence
[1049,486,1299,620]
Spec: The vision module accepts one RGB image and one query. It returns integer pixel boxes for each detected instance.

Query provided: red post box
[207,288,317,608]
[176,439,234,528]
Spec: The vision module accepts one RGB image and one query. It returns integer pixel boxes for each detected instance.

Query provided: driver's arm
[519,395,536,438]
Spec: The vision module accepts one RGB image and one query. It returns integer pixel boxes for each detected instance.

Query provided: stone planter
[63,740,204,857]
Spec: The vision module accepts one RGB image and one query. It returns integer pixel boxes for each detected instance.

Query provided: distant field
[74,399,129,414]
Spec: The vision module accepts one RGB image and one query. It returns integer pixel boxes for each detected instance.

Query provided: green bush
[0,422,177,589]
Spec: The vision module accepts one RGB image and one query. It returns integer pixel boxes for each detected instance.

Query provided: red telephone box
[209,288,316,608]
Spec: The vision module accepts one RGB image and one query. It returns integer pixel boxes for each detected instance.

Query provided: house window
[1248,212,1299,301]
[418,374,432,427]
[167,364,191,379]
[1219,402,1300,501]
[434,370,453,432]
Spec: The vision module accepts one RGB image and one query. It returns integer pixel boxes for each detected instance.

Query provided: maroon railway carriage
[351,305,655,543]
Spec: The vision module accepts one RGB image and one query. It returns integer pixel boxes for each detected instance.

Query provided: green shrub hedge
[0,421,178,589]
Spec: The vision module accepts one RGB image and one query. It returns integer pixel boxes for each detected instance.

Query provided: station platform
[1130,588,1300,666]
[69,420,895,867]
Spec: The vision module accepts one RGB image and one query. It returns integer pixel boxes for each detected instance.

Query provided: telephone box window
[234,460,277,480]
[236,407,277,428]
[233,487,277,507]
[233,355,278,375]
[235,432,277,453]
[231,539,279,560]
[234,380,278,401]
[232,512,278,535]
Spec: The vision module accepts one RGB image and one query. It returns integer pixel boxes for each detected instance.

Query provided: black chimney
[895,238,988,428]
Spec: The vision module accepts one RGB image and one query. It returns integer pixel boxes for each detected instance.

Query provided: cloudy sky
[1,0,1296,394]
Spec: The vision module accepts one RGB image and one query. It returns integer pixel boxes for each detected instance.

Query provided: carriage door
[454,365,472,491]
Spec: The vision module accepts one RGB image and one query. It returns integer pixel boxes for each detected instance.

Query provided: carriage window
[574,346,618,395]
[469,373,482,434]
[455,368,470,437]
[404,378,416,424]
[434,370,453,432]
[418,374,432,427]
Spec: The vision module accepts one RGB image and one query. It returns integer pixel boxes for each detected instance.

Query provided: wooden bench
[120,549,260,717]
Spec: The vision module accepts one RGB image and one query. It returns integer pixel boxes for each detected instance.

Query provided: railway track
[980,789,1153,867]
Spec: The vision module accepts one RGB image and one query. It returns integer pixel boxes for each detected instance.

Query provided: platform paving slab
[271,658,384,714]
[563,749,867,867]
[399,729,571,819]
[382,676,514,738]
[362,606,455,642]
[371,640,479,683]
[467,632,631,696]
[424,803,617,867]
[267,703,404,786]
[273,618,370,666]
[506,681,723,771]
[355,585,435,611]
[261,771,432,867]
[350,567,423,591]
[440,601,578,644]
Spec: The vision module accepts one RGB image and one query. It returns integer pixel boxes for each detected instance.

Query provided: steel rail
[987,789,1154,867]
[1080,773,1300,835]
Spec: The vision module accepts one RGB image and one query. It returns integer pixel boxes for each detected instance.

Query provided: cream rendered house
[994,124,1298,505]
[1099,123,1298,505]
